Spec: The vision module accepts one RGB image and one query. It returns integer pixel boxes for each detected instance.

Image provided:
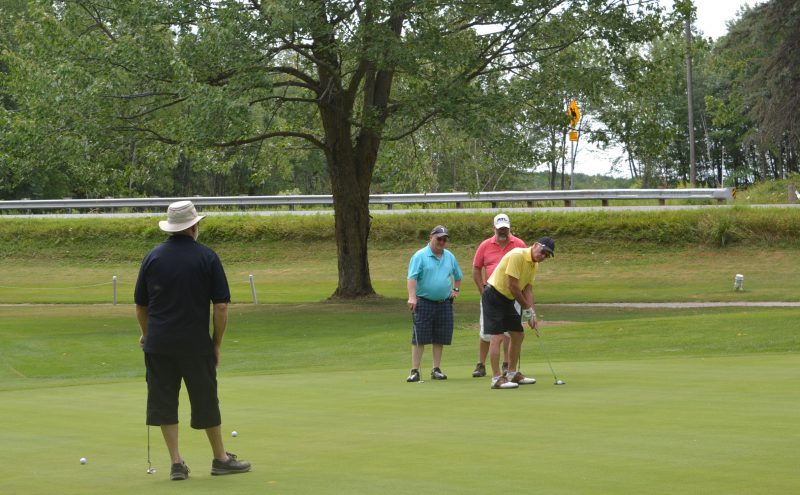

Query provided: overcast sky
[574,0,763,177]
[692,0,762,39]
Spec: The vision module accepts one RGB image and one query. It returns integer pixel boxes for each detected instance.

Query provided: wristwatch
[453,287,460,292]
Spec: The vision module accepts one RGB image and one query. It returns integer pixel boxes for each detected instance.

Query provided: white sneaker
[509,372,536,385]
[490,376,519,389]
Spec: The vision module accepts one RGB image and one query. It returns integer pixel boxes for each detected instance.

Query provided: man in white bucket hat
[135,200,251,480]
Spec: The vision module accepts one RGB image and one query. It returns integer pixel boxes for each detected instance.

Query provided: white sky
[574,0,763,177]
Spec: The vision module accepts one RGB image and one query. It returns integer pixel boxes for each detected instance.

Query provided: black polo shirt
[134,235,231,355]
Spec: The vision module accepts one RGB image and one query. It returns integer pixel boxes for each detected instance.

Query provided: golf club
[410,312,425,383]
[146,425,156,474]
[534,329,565,385]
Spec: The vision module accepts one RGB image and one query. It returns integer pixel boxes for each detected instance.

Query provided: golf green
[1,354,797,494]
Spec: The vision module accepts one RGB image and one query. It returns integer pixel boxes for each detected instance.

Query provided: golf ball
[231,431,238,437]
[556,380,565,385]
[80,457,87,464]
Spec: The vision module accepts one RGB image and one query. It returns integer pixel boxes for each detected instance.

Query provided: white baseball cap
[493,213,511,229]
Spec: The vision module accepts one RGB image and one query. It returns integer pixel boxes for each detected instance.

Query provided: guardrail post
[602,199,609,207]
[659,199,666,206]
[564,200,571,207]
[456,202,463,209]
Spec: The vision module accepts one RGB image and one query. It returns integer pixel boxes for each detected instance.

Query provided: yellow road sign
[568,99,581,128]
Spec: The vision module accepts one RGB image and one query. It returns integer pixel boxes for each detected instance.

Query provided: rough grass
[2,207,800,265]
[2,242,799,304]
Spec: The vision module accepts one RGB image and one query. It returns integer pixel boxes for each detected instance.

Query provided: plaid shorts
[411,297,454,345]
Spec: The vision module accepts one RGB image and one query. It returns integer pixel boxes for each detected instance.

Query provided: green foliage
[1,208,799,266]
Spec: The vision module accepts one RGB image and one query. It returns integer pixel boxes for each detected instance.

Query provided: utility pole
[685,17,697,186]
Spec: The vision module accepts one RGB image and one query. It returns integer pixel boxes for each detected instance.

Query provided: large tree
[3,0,661,298]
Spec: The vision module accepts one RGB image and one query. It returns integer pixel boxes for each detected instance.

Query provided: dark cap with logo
[538,236,555,256]
[430,225,449,238]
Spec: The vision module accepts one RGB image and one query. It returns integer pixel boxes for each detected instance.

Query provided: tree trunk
[321,101,378,299]
[330,176,375,298]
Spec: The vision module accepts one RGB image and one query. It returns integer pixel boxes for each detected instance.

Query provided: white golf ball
[231,431,238,437]
[80,457,87,464]
[556,380,565,385]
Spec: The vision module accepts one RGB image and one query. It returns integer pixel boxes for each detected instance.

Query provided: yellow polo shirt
[487,247,537,300]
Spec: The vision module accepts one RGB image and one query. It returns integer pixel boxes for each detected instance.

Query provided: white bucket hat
[158,200,205,232]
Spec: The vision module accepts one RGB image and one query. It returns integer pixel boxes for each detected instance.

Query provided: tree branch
[382,112,437,142]
[215,131,326,151]
[116,97,188,120]
[76,1,117,42]
[114,126,180,144]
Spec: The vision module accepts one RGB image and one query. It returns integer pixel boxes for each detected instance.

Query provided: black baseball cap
[538,236,555,256]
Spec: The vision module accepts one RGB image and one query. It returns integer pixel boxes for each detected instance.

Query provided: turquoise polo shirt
[407,245,463,301]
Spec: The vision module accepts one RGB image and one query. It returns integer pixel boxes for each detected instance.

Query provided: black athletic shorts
[144,353,221,429]
[481,285,524,334]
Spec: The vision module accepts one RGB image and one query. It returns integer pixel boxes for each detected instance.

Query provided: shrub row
[1,206,798,261]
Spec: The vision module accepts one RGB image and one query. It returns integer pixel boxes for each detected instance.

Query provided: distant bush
[1,206,798,261]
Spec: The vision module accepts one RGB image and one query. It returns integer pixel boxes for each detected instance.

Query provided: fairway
[1,302,798,494]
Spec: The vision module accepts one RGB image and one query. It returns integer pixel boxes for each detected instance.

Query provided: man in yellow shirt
[482,237,555,389]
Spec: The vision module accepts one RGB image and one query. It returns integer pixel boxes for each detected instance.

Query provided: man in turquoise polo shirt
[406,225,463,382]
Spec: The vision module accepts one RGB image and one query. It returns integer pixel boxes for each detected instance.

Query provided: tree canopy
[1,0,798,296]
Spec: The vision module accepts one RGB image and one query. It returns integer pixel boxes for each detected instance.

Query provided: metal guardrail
[0,188,735,212]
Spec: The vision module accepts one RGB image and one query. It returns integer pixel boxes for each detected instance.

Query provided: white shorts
[479,299,519,342]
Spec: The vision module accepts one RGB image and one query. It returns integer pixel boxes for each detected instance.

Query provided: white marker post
[112,275,117,305]
[249,274,258,304]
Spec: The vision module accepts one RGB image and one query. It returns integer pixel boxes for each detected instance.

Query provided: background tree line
[1,0,798,298]
[1,1,797,202]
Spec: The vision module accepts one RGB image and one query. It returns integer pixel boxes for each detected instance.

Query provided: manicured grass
[2,304,797,388]
[1,303,799,494]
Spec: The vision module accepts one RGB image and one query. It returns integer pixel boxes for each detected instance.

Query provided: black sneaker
[431,367,447,380]
[211,452,251,476]
[170,461,189,481]
[406,369,420,382]
[472,363,486,378]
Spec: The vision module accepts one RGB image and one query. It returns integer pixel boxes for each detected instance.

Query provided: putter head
[147,468,156,475]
